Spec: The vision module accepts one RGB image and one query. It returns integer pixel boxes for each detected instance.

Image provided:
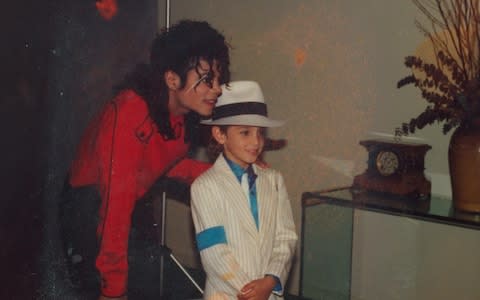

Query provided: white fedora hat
[201,81,284,127]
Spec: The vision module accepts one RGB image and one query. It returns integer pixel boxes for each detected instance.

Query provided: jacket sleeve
[94,100,146,297]
[166,158,211,184]
[265,172,298,296]
[190,177,251,295]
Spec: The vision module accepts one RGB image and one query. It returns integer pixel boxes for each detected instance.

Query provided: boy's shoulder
[192,155,284,185]
[191,165,222,187]
[197,165,217,178]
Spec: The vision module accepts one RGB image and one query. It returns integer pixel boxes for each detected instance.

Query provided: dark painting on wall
[0,0,157,298]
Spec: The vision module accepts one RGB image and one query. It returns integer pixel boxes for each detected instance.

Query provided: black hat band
[212,102,267,120]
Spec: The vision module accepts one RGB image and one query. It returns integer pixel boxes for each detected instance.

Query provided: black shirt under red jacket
[69,89,210,297]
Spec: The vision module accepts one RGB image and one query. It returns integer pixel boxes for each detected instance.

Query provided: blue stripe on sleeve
[266,274,282,292]
[196,226,227,251]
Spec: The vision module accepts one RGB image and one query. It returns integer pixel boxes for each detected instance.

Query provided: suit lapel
[214,156,259,237]
[255,165,276,242]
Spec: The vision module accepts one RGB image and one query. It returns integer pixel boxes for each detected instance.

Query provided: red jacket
[69,90,210,297]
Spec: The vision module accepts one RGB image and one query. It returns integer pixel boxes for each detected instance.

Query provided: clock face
[375,150,399,176]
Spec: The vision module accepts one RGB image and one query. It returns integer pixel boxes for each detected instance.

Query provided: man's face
[168,59,222,117]
[213,125,266,168]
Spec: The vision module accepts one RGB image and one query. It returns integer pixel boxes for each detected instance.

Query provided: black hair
[114,20,231,144]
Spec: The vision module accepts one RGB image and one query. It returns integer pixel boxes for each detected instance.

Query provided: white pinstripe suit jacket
[191,154,298,300]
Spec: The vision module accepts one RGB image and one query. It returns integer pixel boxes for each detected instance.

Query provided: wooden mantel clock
[353,139,432,199]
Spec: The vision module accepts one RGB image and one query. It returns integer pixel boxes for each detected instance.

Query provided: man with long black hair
[62,20,231,300]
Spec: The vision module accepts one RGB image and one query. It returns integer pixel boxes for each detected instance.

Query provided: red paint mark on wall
[295,48,307,67]
[96,0,118,20]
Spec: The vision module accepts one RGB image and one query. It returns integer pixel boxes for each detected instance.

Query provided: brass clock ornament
[353,139,431,199]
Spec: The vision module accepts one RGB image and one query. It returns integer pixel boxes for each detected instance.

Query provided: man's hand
[237,276,276,300]
[255,157,269,169]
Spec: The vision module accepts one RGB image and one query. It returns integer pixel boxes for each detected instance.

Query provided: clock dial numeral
[376,151,399,176]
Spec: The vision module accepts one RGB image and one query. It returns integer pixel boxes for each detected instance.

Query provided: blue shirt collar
[223,154,256,183]
[224,154,247,182]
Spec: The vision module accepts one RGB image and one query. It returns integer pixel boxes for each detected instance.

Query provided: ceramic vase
[449,119,480,212]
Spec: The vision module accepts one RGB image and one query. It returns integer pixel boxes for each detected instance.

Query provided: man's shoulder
[106,90,156,135]
[113,89,148,114]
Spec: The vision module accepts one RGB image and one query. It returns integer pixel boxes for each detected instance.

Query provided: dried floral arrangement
[397,0,480,135]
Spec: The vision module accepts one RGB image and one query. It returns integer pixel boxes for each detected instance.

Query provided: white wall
[158,0,470,296]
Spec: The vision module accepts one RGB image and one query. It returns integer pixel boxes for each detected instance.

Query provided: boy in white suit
[191,81,298,300]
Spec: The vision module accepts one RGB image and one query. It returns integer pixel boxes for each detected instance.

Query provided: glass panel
[301,202,352,300]
[301,188,480,300]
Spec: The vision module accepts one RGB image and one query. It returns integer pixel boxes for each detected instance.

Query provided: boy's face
[212,125,265,168]
[167,59,222,117]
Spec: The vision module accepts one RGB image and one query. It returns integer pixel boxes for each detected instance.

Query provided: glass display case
[300,187,480,300]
